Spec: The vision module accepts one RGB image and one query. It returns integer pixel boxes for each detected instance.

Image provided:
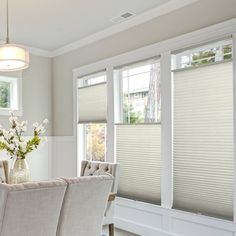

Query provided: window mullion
[160,51,173,209]
[106,66,115,163]
[232,33,236,223]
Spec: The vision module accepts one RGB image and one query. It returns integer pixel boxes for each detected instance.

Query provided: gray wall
[52,0,236,136]
[0,54,52,136]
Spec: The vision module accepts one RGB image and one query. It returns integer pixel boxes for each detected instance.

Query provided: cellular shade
[116,124,161,204]
[173,61,233,220]
[78,83,107,123]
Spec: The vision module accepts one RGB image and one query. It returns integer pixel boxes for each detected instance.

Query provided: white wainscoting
[51,136,77,178]
[114,198,236,236]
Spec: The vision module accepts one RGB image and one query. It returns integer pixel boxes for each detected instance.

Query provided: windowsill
[0,109,23,116]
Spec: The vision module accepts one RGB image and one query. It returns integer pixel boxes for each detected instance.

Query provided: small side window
[0,76,22,116]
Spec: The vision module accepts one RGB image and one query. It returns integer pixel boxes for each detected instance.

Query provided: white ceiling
[0,0,175,51]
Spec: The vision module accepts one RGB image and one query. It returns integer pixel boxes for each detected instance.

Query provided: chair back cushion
[0,179,67,236]
[0,160,9,183]
[80,161,120,193]
[57,175,113,236]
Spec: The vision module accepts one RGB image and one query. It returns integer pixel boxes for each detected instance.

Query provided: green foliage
[191,45,232,66]
[223,45,232,60]
[86,124,105,161]
[192,51,215,66]
[123,97,143,124]
[0,82,10,108]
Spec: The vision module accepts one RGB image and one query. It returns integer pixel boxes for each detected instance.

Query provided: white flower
[36,124,46,134]
[43,119,49,125]
[21,126,27,132]
[19,141,27,152]
[16,126,21,134]
[8,144,15,150]
[33,122,39,128]
[9,116,15,124]
[9,114,18,123]
[21,121,28,127]
[3,130,12,140]
[13,138,19,147]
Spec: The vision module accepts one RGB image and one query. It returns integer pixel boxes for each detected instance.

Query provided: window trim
[77,71,108,163]
[0,76,22,116]
[116,58,161,125]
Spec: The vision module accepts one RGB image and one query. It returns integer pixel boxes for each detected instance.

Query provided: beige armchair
[57,175,113,236]
[0,179,67,236]
[80,160,120,236]
[0,160,9,183]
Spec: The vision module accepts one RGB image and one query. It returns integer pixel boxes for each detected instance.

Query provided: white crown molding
[51,0,199,57]
[0,40,53,58]
[27,46,53,58]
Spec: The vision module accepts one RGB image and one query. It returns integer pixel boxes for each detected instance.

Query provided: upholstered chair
[0,179,67,236]
[80,160,120,236]
[57,175,113,236]
[0,160,9,183]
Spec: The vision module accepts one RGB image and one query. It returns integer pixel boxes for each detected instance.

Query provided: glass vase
[9,158,30,184]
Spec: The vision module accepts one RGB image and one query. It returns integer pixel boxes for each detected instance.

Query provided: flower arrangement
[0,112,48,160]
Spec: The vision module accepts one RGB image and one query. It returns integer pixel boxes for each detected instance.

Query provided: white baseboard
[115,217,174,236]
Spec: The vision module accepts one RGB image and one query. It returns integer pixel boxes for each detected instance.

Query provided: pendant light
[0,0,29,71]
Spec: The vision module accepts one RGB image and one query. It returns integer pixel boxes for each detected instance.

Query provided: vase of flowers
[0,112,48,184]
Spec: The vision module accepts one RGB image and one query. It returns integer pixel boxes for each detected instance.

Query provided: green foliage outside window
[86,124,106,162]
[0,82,10,108]
[123,96,144,124]
[191,44,232,66]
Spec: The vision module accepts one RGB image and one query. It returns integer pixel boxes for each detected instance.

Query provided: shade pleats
[116,124,161,204]
[78,83,107,123]
[173,61,233,220]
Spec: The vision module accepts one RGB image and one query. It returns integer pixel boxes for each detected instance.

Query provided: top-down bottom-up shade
[116,124,161,204]
[173,61,233,220]
[78,83,107,123]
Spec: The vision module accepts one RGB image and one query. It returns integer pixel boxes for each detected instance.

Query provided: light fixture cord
[6,0,9,43]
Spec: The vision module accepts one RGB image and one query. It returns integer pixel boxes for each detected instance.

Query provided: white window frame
[174,39,233,69]
[115,58,161,125]
[77,72,108,164]
[73,20,236,225]
[0,76,22,116]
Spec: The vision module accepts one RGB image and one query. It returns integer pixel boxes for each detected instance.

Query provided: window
[121,59,161,123]
[174,39,232,69]
[75,32,236,222]
[85,123,106,161]
[115,58,162,204]
[172,40,233,220]
[0,72,22,115]
[83,72,106,86]
[77,72,107,162]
